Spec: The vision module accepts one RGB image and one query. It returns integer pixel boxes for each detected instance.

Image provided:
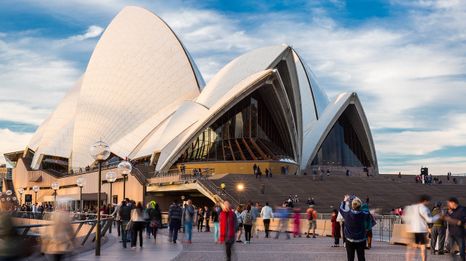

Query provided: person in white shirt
[260,202,274,238]
[403,194,441,261]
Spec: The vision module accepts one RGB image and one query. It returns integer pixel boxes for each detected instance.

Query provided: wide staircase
[209,174,466,213]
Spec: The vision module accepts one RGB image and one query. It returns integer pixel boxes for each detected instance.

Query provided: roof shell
[70,6,202,168]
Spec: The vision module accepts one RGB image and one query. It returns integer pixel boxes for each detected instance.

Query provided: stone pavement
[74,229,453,261]
[74,232,182,261]
[173,230,451,261]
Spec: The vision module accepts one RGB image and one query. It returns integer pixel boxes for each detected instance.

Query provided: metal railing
[196,178,240,206]
[11,211,114,247]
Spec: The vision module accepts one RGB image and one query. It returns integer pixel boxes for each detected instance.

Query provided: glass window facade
[179,91,294,162]
[311,106,372,167]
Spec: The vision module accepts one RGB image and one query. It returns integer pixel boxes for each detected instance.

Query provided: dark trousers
[244,224,252,241]
[169,219,181,242]
[131,222,144,247]
[448,234,465,261]
[225,241,234,261]
[334,236,340,245]
[205,218,210,231]
[346,240,366,261]
[197,218,204,232]
[431,226,446,252]
[263,219,270,238]
[121,220,129,248]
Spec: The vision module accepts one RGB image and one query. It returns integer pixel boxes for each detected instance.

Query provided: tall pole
[122,174,127,200]
[54,190,57,205]
[96,161,102,256]
[109,181,113,234]
[80,186,83,211]
[35,192,38,204]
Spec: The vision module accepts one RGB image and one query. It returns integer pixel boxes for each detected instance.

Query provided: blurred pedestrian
[0,210,23,260]
[119,200,131,248]
[147,201,162,243]
[251,202,260,239]
[41,207,75,261]
[168,200,182,244]
[241,204,253,243]
[260,202,274,238]
[331,209,341,247]
[306,205,317,238]
[430,202,446,255]
[204,206,211,232]
[182,199,194,244]
[235,205,244,243]
[443,197,465,261]
[403,194,440,261]
[293,208,301,238]
[219,201,237,261]
[275,204,290,239]
[130,202,145,248]
[212,204,221,243]
[197,207,205,232]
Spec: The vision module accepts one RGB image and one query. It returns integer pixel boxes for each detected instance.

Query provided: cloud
[62,25,104,43]
[1,1,466,174]
[0,129,33,166]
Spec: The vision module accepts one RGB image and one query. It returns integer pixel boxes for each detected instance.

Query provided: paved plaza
[71,229,452,261]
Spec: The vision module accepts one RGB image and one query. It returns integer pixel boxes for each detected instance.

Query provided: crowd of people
[1,190,465,261]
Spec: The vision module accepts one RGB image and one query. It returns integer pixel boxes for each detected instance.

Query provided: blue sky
[1,0,465,174]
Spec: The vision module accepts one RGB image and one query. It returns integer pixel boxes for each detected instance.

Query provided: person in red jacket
[219,201,237,261]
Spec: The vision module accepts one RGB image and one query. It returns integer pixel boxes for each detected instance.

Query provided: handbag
[150,220,159,228]
[126,221,133,231]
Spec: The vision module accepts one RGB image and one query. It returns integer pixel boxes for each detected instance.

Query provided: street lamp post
[117,160,132,200]
[32,186,40,204]
[90,140,111,257]
[236,183,244,205]
[76,177,85,212]
[51,182,60,206]
[18,187,24,205]
[105,171,116,234]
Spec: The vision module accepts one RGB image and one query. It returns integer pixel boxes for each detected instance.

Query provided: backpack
[243,212,253,225]
[308,209,315,220]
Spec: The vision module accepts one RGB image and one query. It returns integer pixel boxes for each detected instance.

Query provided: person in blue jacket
[339,195,370,261]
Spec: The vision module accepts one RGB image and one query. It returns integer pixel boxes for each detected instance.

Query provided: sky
[0,0,465,174]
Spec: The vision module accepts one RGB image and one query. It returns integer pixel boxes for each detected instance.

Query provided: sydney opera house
[4,7,377,207]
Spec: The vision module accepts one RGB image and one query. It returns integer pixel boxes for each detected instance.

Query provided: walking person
[41,207,75,260]
[331,209,341,247]
[235,205,244,243]
[251,202,260,239]
[168,200,183,244]
[182,199,195,244]
[212,204,221,243]
[443,197,466,261]
[261,202,274,238]
[275,204,291,239]
[430,202,446,255]
[292,207,301,238]
[219,201,237,261]
[119,200,132,248]
[339,195,370,261]
[204,206,211,232]
[403,194,441,261]
[147,201,162,243]
[197,207,205,232]
[306,205,317,238]
[130,202,146,249]
[241,204,254,243]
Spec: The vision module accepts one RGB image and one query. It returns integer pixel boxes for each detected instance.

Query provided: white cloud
[62,25,104,43]
[0,129,33,165]
[1,1,466,173]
